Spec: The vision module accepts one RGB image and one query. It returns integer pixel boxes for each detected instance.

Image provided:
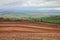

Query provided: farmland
[0,21,60,40]
[0,15,60,40]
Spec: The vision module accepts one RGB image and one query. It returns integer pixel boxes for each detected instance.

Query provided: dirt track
[0,21,60,40]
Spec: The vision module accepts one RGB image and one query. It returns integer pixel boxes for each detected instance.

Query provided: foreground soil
[0,21,60,40]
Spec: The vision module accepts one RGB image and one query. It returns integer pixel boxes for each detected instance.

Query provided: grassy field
[0,15,60,24]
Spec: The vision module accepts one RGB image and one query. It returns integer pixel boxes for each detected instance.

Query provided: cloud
[0,0,16,5]
[0,0,60,10]
[37,8,60,10]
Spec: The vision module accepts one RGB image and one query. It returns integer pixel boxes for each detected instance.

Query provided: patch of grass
[0,15,60,24]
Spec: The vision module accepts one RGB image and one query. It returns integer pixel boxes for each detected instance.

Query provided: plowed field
[0,21,60,40]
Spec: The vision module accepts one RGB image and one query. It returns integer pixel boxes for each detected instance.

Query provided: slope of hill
[0,15,60,25]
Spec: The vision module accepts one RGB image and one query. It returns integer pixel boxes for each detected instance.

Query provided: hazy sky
[0,0,60,10]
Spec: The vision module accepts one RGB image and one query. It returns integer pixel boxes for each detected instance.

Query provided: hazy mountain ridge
[0,9,60,18]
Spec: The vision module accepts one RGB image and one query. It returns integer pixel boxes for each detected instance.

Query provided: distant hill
[0,8,60,18]
[0,11,60,18]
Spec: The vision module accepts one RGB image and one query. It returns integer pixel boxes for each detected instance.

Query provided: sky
[0,0,60,11]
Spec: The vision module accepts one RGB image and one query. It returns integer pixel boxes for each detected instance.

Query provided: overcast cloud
[0,0,60,10]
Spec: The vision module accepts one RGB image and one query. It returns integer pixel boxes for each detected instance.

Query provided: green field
[0,15,60,24]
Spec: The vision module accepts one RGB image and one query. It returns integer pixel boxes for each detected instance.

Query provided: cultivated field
[0,21,60,40]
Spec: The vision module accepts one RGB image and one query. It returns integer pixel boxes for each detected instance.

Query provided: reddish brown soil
[0,21,60,32]
[0,21,60,40]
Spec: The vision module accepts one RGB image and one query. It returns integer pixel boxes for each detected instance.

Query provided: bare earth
[0,21,60,40]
